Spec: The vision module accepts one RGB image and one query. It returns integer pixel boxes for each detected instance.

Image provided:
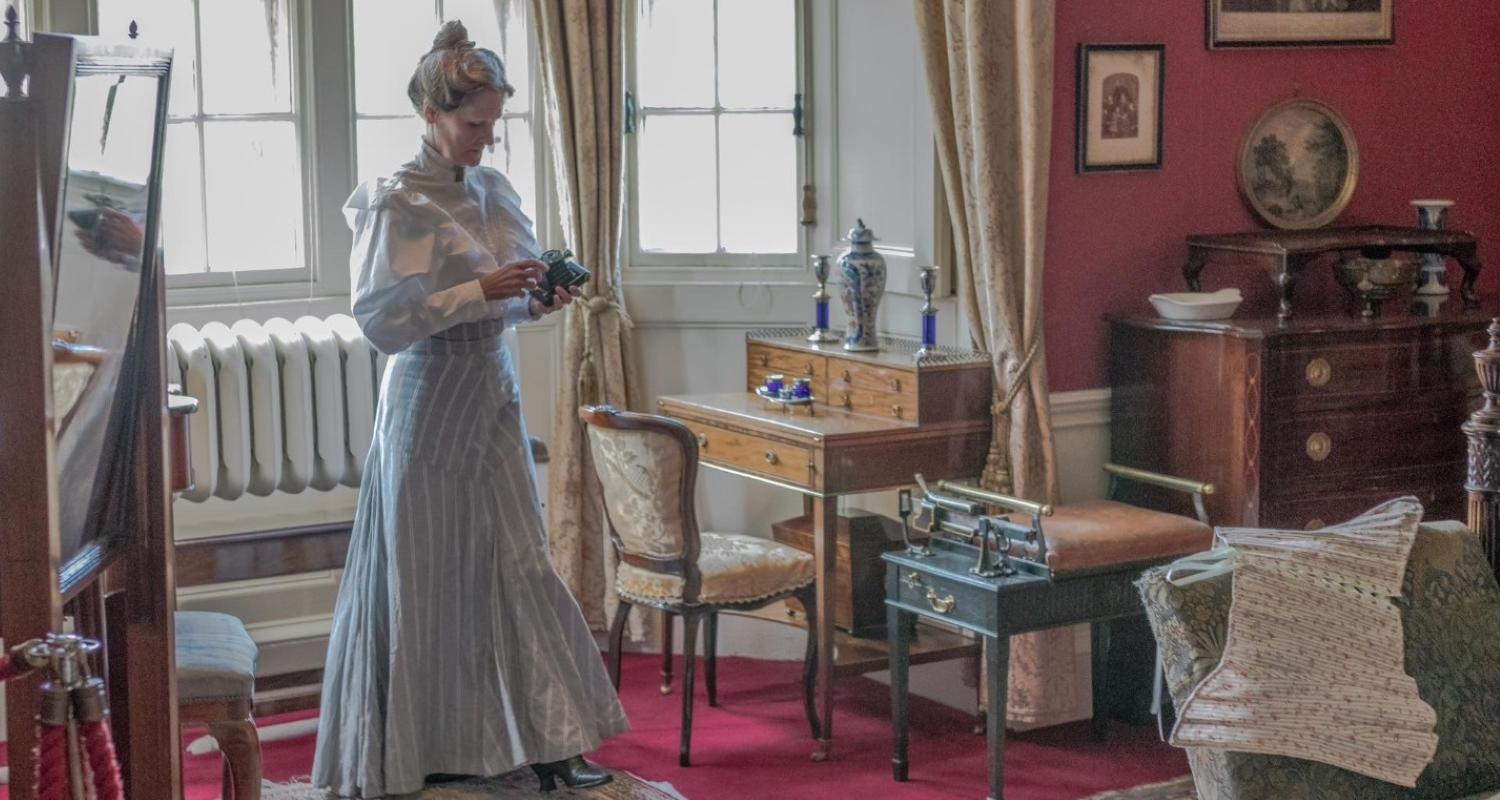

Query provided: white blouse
[347,139,539,354]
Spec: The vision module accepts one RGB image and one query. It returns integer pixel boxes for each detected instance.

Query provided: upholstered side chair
[580,405,820,767]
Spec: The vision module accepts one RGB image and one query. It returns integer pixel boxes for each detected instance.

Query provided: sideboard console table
[1183,226,1482,319]
[658,328,993,759]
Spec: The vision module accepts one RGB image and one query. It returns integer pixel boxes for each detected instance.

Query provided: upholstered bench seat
[616,532,815,605]
[176,610,258,702]
[1009,500,1213,576]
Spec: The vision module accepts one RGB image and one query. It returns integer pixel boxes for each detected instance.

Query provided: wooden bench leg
[210,718,262,800]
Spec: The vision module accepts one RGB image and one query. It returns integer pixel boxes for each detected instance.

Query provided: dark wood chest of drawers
[1109,307,1491,529]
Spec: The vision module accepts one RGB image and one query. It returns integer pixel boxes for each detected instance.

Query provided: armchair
[1138,520,1500,800]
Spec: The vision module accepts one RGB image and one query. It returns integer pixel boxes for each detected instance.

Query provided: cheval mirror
[0,20,181,799]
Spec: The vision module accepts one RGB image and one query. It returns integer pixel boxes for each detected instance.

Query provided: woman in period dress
[313,21,628,798]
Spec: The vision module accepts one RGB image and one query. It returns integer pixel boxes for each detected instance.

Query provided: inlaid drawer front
[747,344,827,400]
[1263,404,1471,482]
[1266,332,1484,400]
[1260,479,1458,532]
[679,419,815,489]
[894,566,991,630]
[828,360,919,421]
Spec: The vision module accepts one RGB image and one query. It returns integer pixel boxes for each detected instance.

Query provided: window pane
[199,0,293,115]
[719,113,795,253]
[352,0,436,116]
[203,121,304,271]
[636,0,714,109]
[637,114,716,252]
[718,0,795,110]
[161,122,207,275]
[98,0,197,117]
[356,116,425,183]
[484,117,536,221]
[442,0,530,112]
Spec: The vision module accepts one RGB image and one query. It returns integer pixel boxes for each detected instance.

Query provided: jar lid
[845,218,877,244]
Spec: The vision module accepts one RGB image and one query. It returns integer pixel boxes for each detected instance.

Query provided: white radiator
[166,314,379,503]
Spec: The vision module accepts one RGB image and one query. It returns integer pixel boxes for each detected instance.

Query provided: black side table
[883,540,1149,800]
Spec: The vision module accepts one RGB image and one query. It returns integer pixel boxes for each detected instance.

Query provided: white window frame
[623,0,812,284]
[38,0,556,308]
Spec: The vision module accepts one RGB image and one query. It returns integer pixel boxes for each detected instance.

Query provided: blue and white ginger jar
[838,218,886,352]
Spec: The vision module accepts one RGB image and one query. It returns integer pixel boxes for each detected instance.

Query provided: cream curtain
[914,0,1088,728]
[530,0,642,635]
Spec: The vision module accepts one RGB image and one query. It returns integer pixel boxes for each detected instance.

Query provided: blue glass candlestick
[808,255,838,344]
[917,265,939,359]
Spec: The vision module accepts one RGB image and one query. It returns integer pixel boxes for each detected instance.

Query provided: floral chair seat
[616,532,815,605]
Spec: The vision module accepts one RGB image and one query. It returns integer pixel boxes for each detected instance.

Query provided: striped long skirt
[313,319,628,799]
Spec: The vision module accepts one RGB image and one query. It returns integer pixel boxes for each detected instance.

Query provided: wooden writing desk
[658,328,992,759]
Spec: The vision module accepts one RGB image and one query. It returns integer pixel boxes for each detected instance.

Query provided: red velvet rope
[82,719,124,800]
[33,722,69,800]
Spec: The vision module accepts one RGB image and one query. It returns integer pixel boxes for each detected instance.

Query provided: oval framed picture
[1237,98,1358,230]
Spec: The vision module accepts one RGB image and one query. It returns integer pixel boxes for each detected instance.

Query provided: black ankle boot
[531,755,613,792]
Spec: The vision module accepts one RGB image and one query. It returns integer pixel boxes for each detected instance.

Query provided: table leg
[888,604,914,782]
[1457,251,1483,306]
[1182,251,1206,292]
[811,495,838,762]
[986,634,1009,800]
[1091,620,1112,742]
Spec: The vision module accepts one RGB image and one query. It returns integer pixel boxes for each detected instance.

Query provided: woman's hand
[529,285,583,317]
[480,259,546,301]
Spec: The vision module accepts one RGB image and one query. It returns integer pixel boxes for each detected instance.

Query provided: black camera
[531,248,591,307]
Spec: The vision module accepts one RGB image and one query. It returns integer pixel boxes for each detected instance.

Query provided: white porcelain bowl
[1149,288,1243,321]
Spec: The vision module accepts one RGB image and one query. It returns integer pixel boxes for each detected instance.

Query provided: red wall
[1045,0,1500,392]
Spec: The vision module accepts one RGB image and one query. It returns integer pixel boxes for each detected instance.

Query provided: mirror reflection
[54,72,159,561]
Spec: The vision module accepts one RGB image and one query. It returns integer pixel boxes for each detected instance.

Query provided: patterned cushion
[587,424,687,558]
[175,610,258,703]
[1138,521,1500,799]
[616,532,815,605]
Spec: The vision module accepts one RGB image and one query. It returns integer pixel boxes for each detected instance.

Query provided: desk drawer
[679,419,815,489]
[829,360,919,421]
[893,565,992,631]
[748,344,827,400]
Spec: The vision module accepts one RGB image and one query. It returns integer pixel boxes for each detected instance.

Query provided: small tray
[756,386,815,406]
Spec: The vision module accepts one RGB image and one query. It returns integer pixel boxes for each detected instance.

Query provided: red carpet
[1,653,1187,799]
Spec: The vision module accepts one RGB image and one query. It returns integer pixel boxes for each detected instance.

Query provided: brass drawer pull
[889,378,902,392]
[1306,432,1332,462]
[765,450,779,465]
[926,590,956,615]
[758,353,769,367]
[890,405,903,418]
[803,362,815,375]
[696,434,708,448]
[1306,357,1332,388]
[839,392,852,408]
[841,369,852,382]
[901,571,957,615]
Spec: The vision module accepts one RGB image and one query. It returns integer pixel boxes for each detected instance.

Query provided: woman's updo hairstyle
[407,20,515,114]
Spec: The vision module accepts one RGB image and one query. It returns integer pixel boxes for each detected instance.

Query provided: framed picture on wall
[1076,44,1164,173]
[1208,0,1394,48]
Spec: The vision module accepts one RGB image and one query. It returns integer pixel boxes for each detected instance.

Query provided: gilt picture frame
[1237,97,1358,230]
[1208,0,1394,49]
[1076,44,1165,173]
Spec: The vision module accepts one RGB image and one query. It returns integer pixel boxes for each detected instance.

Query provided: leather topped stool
[176,610,261,800]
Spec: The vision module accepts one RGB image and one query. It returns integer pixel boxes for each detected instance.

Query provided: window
[99,0,306,281]
[351,0,537,219]
[629,0,803,267]
[84,0,541,296]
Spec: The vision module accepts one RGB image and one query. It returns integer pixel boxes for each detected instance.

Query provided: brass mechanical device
[898,473,1056,579]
